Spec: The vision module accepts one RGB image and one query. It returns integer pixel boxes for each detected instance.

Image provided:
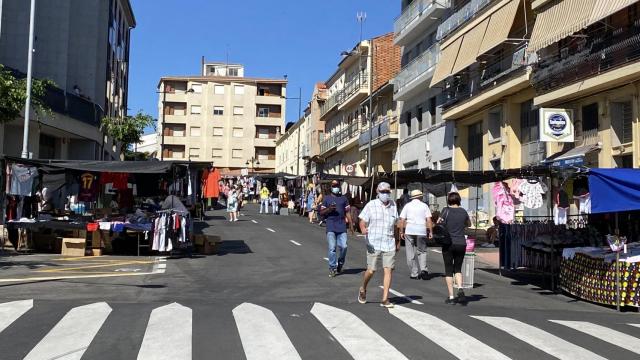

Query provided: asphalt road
[0,203,639,359]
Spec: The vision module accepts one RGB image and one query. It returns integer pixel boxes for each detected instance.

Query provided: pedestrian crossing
[0,299,639,359]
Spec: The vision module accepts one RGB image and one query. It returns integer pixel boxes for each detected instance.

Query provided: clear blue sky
[127,0,399,132]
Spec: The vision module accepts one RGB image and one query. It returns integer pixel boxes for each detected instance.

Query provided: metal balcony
[319,122,361,155]
[394,0,451,46]
[358,115,399,149]
[393,45,439,101]
[437,0,492,41]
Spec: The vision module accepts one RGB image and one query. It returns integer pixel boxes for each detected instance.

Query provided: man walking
[259,184,270,214]
[357,182,399,308]
[399,189,433,280]
[320,180,352,277]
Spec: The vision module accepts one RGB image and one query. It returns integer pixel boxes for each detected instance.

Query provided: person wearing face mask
[320,180,352,277]
[357,182,399,308]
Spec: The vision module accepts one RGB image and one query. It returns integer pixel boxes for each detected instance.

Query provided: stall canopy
[589,168,640,213]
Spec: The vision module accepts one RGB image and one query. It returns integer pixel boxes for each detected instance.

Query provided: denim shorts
[366,249,396,271]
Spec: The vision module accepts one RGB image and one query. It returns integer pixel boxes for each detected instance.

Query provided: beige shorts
[367,249,396,271]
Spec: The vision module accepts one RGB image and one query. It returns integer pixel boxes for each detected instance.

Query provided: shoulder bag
[432,207,452,247]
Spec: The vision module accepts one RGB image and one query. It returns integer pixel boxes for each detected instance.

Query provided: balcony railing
[532,26,640,94]
[319,72,369,118]
[442,46,529,109]
[358,115,399,147]
[320,122,361,154]
[395,0,451,38]
[393,45,439,95]
[437,0,492,41]
[577,128,601,147]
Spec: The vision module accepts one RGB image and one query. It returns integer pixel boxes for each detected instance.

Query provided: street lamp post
[246,157,260,172]
[21,0,36,159]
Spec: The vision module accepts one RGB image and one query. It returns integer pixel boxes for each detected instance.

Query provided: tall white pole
[21,0,36,159]
[0,0,4,40]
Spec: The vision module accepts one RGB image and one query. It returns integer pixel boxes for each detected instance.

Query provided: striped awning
[430,37,463,87]
[590,0,640,25]
[528,0,598,53]
[479,0,522,54]
[451,18,490,75]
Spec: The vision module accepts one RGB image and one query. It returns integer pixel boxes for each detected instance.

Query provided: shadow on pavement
[339,268,366,275]
[389,295,424,305]
[216,240,252,255]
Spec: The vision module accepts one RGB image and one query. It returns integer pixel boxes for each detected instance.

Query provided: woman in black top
[439,192,471,305]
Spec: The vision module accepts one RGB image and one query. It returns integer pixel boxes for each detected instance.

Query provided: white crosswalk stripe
[551,320,640,355]
[0,299,33,334]
[233,303,301,360]
[630,324,640,329]
[24,302,112,360]
[137,303,192,360]
[390,306,510,360]
[472,316,607,360]
[311,302,408,360]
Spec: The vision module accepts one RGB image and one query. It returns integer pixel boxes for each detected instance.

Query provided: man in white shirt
[399,189,433,280]
[357,182,399,308]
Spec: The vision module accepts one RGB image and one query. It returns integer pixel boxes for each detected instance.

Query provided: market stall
[0,156,215,257]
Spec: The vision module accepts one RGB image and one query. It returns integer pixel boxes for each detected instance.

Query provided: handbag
[432,207,452,247]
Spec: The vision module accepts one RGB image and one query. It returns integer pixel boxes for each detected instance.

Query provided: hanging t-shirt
[557,189,570,208]
[78,172,98,202]
[100,172,129,190]
[518,181,545,209]
[9,165,38,196]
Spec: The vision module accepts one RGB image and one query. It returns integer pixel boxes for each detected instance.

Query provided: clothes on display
[202,167,221,199]
[518,180,546,209]
[78,172,98,202]
[152,211,191,252]
[492,182,515,224]
[100,172,129,190]
[9,164,38,196]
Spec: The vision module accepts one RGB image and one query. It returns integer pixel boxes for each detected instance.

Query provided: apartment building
[158,62,287,173]
[303,83,328,175]
[0,0,134,160]
[318,33,402,176]
[393,0,455,175]
[275,109,309,175]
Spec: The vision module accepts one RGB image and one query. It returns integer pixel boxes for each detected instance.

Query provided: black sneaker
[420,270,429,280]
[409,275,419,280]
[444,297,457,305]
[337,264,343,274]
[457,289,467,304]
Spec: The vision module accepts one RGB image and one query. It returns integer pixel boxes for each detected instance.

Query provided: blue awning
[589,168,640,213]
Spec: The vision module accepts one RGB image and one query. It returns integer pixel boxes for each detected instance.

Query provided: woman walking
[439,192,471,305]
[227,186,239,222]
[307,189,316,223]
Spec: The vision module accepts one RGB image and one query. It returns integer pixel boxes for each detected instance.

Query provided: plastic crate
[456,252,475,289]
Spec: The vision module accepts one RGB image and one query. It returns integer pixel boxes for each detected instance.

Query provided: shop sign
[344,164,356,176]
[540,108,574,142]
[551,156,584,168]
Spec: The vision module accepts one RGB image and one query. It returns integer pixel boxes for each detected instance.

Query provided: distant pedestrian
[316,189,325,226]
[260,185,270,214]
[399,189,433,280]
[270,190,280,214]
[307,189,316,223]
[357,182,399,308]
[320,180,352,277]
[439,192,471,305]
[227,187,239,222]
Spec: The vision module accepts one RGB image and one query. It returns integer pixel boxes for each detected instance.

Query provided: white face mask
[378,193,390,203]
[331,187,340,195]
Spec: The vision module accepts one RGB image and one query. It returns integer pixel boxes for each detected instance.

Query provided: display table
[560,245,640,307]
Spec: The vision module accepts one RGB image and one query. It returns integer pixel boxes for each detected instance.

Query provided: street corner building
[157,61,287,175]
[0,0,135,160]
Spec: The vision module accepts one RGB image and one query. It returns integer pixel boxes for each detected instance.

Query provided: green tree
[101,111,155,157]
[0,64,54,124]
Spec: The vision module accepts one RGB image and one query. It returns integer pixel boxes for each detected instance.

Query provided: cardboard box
[61,238,86,256]
[194,235,221,255]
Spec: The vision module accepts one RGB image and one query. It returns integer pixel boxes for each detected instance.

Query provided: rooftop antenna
[357,11,367,44]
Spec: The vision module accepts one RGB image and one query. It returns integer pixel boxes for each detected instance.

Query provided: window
[190,105,201,114]
[582,103,599,132]
[190,127,201,137]
[611,101,633,145]
[405,111,412,136]
[232,149,243,158]
[214,85,225,95]
[189,148,200,159]
[232,127,244,137]
[488,105,502,142]
[234,85,245,95]
[416,107,423,132]
[258,107,269,118]
[211,148,223,158]
[228,68,239,77]
[213,127,224,136]
[429,96,437,125]
[191,83,202,93]
[233,106,244,116]
[440,158,452,171]
[213,106,224,115]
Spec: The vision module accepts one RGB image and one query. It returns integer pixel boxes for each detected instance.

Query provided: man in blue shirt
[320,180,352,277]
